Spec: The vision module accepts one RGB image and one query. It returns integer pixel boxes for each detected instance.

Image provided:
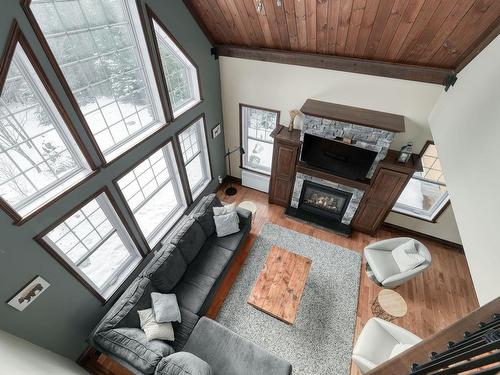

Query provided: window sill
[172,99,202,120]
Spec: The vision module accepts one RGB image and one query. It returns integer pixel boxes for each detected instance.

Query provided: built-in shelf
[300,99,406,133]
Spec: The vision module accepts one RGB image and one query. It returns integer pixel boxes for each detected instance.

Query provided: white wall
[0,330,88,374]
[428,36,500,306]
[220,56,460,242]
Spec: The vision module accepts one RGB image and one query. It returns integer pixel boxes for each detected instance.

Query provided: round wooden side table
[238,201,257,218]
[371,289,407,321]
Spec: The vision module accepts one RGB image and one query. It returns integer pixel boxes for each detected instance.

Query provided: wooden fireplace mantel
[300,99,405,133]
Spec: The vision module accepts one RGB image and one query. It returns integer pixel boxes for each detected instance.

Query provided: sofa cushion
[190,193,222,236]
[172,307,199,351]
[141,245,187,293]
[184,317,292,375]
[155,352,212,375]
[208,222,249,252]
[189,244,232,279]
[96,328,173,374]
[364,248,400,283]
[168,217,207,263]
[173,270,217,315]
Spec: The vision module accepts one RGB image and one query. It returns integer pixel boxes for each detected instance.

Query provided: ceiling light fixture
[256,0,263,12]
[276,0,282,6]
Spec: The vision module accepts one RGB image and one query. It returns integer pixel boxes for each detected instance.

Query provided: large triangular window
[0,24,93,221]
[151,15,201,118]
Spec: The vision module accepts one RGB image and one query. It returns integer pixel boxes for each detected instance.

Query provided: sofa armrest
[381,263,430,288]
[236,207,252,226]
[94,328,173,374]
[183,317,291,375]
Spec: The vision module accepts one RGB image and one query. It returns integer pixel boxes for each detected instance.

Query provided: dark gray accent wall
[0,0,225,360]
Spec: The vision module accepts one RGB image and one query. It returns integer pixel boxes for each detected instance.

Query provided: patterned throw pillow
[138,308,175,342]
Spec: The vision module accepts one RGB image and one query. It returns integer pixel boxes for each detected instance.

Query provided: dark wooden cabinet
[352,152,419,234]
[269,126,301,207]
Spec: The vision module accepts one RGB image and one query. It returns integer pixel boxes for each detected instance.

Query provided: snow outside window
[241,105,279,175]
[393,142,450,221]
[29,0,165,162]
[178,118,211,200]
[116,142,186,248]
[0,43,91,218]
[152,19,200,118]
[42,192,141,300]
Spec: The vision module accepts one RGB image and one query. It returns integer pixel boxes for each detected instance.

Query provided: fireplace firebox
[298,180,352,222]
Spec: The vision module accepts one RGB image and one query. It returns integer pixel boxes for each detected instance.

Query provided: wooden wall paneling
[401,0,458,63]
[394,0,442,61]
[336,0,354,55]
[294,0,308,51]
[364,0,396,57]
[344,0,366,56]
[241,0,268,46]
[418,0,477,64]
[372,0,409,59]
[215,0,244,44]
[262,0,283,49]
[353,0,381,55]
[305,0,317,52]
[233,0,260,45]
[271,0,292,50]
[385,0,425,60]
[430,0,500,68]
[283,0,300,50]
[223,0,252,45]
[316,0,329,54]
[327,0,341,53]
[254,1,276,47]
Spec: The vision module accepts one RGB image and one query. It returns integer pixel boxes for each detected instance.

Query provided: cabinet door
[353,168,409,233]
[269,141,299,206]
[275,144,297,178]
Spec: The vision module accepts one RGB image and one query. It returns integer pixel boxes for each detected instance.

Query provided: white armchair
[352,318,422,374]
[364,237,431,288]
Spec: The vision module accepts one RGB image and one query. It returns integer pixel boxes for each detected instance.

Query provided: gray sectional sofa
[89,194,292,375]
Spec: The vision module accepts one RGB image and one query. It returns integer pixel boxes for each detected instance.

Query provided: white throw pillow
[389,343,413,358]
[151,292,181,323]
[392,240,426,272]
[138,308,174,342]
[213,211,240,237]
[213,203,239,221]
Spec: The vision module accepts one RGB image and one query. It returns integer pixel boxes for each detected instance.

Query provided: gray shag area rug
[216,223,362,375]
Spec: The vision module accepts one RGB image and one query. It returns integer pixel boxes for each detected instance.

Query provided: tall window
[0,41,91,218]
[393,142,450,221]
[38,191,141,300]
[28,0,165,162]
[116,142,186,248]
[240,104,279,175]
[178,117,211,200]
[151,17,200,118]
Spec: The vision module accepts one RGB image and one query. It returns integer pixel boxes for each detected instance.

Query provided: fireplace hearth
[298,181,352,222]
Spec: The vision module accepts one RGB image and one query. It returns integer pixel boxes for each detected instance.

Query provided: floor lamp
[224,146,245,196]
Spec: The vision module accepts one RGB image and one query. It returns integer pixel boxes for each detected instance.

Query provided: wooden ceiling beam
[216,44,453,85]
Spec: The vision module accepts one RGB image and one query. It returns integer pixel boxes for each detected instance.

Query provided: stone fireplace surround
[290,114,395,225]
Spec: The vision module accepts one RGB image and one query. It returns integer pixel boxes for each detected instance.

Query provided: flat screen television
[301,133,377,180]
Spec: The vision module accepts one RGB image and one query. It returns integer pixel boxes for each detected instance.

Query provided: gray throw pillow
[213,211,240,237]
[151,292,181,323]
[156,352,212,375]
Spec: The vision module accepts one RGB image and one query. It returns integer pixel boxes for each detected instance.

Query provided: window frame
[145,5,202,121]
[34,187,145,303]
[0,21,98,225]
[392,140,451,222]
[113,137,188,250]
[21,0,170,166]
[239,103,280,176]
[175,114,212,201]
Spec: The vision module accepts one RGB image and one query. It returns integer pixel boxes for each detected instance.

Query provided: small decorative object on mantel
[398,142,413,163]
[288,109,300,132]
[7,276,50,311]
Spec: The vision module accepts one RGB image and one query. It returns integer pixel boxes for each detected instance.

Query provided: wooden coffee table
[247,246,312,324]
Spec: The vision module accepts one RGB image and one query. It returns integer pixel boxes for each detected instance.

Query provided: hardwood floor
[89,184,479,375]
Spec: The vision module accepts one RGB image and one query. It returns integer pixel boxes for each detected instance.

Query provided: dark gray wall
[0,0,225,360]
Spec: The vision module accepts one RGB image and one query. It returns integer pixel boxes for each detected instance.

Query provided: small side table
[371,289,407,322]
[238,201,257,221]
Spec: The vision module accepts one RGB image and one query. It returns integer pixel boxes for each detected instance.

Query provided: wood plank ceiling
[184,0,500,71]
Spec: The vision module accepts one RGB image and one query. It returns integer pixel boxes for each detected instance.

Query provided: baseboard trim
[382,223,464,251]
